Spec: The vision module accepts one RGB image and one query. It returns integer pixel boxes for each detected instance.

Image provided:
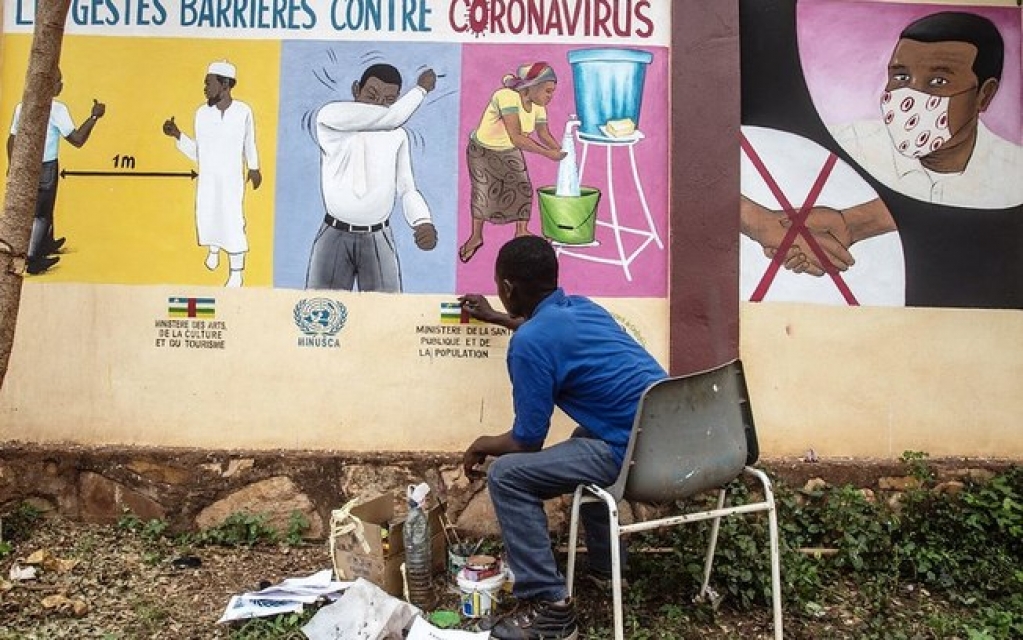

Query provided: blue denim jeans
[487,431,624,602]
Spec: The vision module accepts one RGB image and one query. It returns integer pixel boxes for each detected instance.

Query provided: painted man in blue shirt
[460,236,666,640]
[8,70,106,275]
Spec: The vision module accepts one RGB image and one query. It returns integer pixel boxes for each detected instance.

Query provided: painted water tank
[568,48,653,140]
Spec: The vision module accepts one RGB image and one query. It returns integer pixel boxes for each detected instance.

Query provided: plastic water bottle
[404,482,434,609]
[555,119,581,197]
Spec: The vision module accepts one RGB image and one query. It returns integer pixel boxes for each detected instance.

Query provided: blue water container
[567,48,653,141]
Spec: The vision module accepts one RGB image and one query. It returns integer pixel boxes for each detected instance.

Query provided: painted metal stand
[553,130,663,282]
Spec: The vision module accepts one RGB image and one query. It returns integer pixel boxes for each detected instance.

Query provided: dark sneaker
[488,599,578,640]
[44,236,66,255]
[26,255,59,275]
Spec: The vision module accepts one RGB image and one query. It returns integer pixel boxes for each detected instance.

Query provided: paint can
[462,554,501,581]
[457,568,506,618]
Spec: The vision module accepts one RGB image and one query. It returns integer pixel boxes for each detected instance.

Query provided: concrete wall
[742,303,1023,458]
[2,283,1019,459]
[0,284,668,450]
[0,0,1020,462]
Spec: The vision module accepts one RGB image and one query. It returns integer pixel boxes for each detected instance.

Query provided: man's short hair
[496,236,558,293]
[900,12,1004,85]
[214,75,237,89]
[359,63,402,91]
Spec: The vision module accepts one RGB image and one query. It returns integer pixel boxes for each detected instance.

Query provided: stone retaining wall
[0,444,1015,540]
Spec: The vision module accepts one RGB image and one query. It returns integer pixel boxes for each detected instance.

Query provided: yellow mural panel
[0,35,279,286]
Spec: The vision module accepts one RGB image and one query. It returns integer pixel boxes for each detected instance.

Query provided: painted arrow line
[60,169,198,179]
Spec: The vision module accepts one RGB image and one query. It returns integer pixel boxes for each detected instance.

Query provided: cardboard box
[331,493,447,597]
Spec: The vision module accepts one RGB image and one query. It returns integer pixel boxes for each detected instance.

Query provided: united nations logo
[293,298,347,347]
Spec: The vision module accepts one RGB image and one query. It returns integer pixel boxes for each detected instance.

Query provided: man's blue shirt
[507,288,667,466]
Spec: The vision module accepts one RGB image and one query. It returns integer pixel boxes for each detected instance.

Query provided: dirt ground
[0,515,782,639]
[1,516,329,639]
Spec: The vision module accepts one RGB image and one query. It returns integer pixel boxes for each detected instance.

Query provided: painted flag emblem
[440,302,482,324]
[168,297,215,319]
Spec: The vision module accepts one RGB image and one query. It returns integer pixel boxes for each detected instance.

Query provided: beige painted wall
[0,284,668,451]
[741,303,1023,458]
[2,284,1019,460]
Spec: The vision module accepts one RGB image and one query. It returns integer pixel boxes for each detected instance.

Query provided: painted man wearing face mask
[832,11,1022,209]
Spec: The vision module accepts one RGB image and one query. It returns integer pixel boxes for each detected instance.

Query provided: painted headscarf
[502,62,557,91]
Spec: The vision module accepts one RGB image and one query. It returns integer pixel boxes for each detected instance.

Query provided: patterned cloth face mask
[881,87,955,159]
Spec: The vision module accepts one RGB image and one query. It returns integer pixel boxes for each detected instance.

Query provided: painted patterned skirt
[467,138,533,224]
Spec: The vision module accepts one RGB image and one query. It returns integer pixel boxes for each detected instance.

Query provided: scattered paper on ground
[217,595,305,623]
[217,568,349,624]
[8,564,37,581]
[302,577,420,640]
[247,568,350,603]
[407,616,490,640]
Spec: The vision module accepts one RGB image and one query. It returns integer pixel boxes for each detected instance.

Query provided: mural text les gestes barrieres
[10,0,659,40]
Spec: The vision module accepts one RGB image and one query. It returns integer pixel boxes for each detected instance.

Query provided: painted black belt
[324,215,389,233]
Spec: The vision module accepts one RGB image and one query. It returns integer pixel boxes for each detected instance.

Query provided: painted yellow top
[472,88,547,151]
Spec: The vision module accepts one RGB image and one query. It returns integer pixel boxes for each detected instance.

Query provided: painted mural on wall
[740,0,1022,309]
[7,69,107,275]
[0,1,670,299]
[162,60,263,288]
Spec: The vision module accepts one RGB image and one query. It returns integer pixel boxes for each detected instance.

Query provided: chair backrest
[607,359,760,504]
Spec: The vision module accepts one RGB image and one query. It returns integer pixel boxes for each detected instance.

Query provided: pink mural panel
[455,43,670,298]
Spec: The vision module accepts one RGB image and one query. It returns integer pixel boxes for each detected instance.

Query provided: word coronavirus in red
[449,0,655,39]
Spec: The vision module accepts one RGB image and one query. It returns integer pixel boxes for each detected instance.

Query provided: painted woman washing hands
[458,62,566,263]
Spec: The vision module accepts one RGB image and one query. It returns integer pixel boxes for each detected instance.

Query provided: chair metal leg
[566,485,585,597]
[608,498,624,640]
[570,485,625,640]
[765,476,783,639]
[745,466,784,640]
[699,488,728,598]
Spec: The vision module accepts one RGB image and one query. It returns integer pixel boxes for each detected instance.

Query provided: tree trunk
[0,0,71,392]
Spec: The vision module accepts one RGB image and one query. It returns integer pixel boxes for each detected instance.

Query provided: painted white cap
[207,60,236,79]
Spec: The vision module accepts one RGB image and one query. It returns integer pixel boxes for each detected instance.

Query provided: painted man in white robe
[163,60,262,287]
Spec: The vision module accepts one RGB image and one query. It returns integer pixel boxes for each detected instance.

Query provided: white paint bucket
[457,568,506,618]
